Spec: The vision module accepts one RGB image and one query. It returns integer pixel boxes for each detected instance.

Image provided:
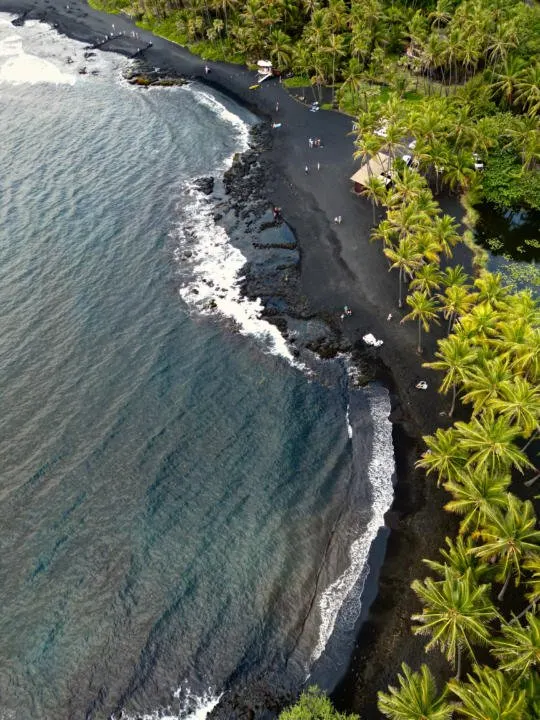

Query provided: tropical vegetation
[90,0,539,210]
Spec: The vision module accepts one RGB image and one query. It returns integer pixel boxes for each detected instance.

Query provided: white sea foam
[175,187,300,367]
[0,13,127,87]
[123,687,222,720]
[0,16,76,85]
[191,87,250,158]
[311,386,394,663]
[345,403,353,439]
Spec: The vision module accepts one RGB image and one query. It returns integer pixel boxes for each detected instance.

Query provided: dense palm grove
[89,0,539,717]
[90,0,540,208]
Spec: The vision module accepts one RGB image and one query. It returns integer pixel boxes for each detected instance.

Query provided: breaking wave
[311,385,394,663]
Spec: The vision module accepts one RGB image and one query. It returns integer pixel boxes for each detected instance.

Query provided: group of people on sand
[308,137,323,149]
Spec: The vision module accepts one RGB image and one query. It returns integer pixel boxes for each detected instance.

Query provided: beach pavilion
[350,152,393,194]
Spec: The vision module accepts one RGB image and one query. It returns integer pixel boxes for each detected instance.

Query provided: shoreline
[1,3,467,717]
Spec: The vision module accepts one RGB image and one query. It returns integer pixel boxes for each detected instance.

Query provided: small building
[350,153,393,194]
[256,60,273,82]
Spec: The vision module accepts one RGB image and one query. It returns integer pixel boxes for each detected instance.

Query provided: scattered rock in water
[123,61,188,88]
[194,176,215,195]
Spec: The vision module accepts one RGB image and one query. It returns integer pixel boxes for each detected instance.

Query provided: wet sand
[1,1,470,715]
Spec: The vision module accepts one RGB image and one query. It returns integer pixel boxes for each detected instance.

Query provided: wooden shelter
[350,153,393,194]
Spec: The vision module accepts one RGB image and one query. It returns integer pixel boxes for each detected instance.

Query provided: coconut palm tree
[522,555,540,615]
[448,666,527,720]
[424,535,493,586]
[378,663,452,720]
[371,219,399,251]
[460,356,512,416]
[472,494,540,601]
[491,613,540,681]
[514,63,540,118]
[430,214,460,259]
[490,56,526,108]
[411,567,498,678]
[384,239,423,309]
[458,302,500,344]
[453,411,534,476]
[424,335,477,416]
[442,150,475,193]
[443,468,511,535]
[361,175,388,225]
[489,377,540,440]
[439,286,473,336]
[267,28,293,69]
[417,427,468,485]
[402,291,440,354]
[410,264,442,297]
[474,273,508,308]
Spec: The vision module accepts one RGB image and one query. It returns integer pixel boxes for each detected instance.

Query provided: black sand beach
[2,2,469,715]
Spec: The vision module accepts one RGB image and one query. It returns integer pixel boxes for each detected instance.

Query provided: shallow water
[0,16,394,719]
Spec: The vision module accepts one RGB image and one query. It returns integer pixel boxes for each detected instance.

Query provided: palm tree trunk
[512,599,537,622]
[372,200,376,225]
[450,383,457,417]
[447,313,454,335]
[456,647,462,680]
[398,268,403,308]
[417,318,422,354]
[524,472,539,487]
[498,573,512,602]
[522,431,539,452]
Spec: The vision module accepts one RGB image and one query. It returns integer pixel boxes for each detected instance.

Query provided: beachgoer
[308,138,313,149]
[275,101,279,112]
[415,381,428,390]
[204,65,209,74]
[317,162,320,171]
[337,215,342,224]
[387,313,392,321]
[305,165,309,174]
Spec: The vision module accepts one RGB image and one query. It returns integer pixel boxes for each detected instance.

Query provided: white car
[375,122,388,138]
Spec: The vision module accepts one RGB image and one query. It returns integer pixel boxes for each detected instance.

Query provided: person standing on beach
[275,101,279,112]
[305,165,309,174]
[317,162,320,171]
[308,138,313,149]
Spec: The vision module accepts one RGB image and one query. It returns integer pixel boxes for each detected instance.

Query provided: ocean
[0,15,394,719]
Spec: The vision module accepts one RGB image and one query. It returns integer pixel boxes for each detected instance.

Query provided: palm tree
[489,377,540,440]
[431,214,460,259]
[424,335,477,416]
[491,613,540,681]
[384,239,423,309]
[378,664,452,720]
[325,32,346,102]
[442,150,475,193]
[472,494,540,601]
[417,427,467,485]
[514,63,540,118]
[361,175,388,225]
[490,56,526,108]
[459,302,500,343]
[411,567,498,678]
[410,264,442,297]
[402,291,440,354]
[439,286,473,336]
[448,666,527,720]
[453,411,534,476]
[460,357,512,416]
[474,273,508,307]
[443,468,511,534]
[267,28,293,69]
[522,555,540,615]
[424,535,493,586]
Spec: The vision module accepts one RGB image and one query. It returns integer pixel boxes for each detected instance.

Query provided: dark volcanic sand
[1,2,472,716]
